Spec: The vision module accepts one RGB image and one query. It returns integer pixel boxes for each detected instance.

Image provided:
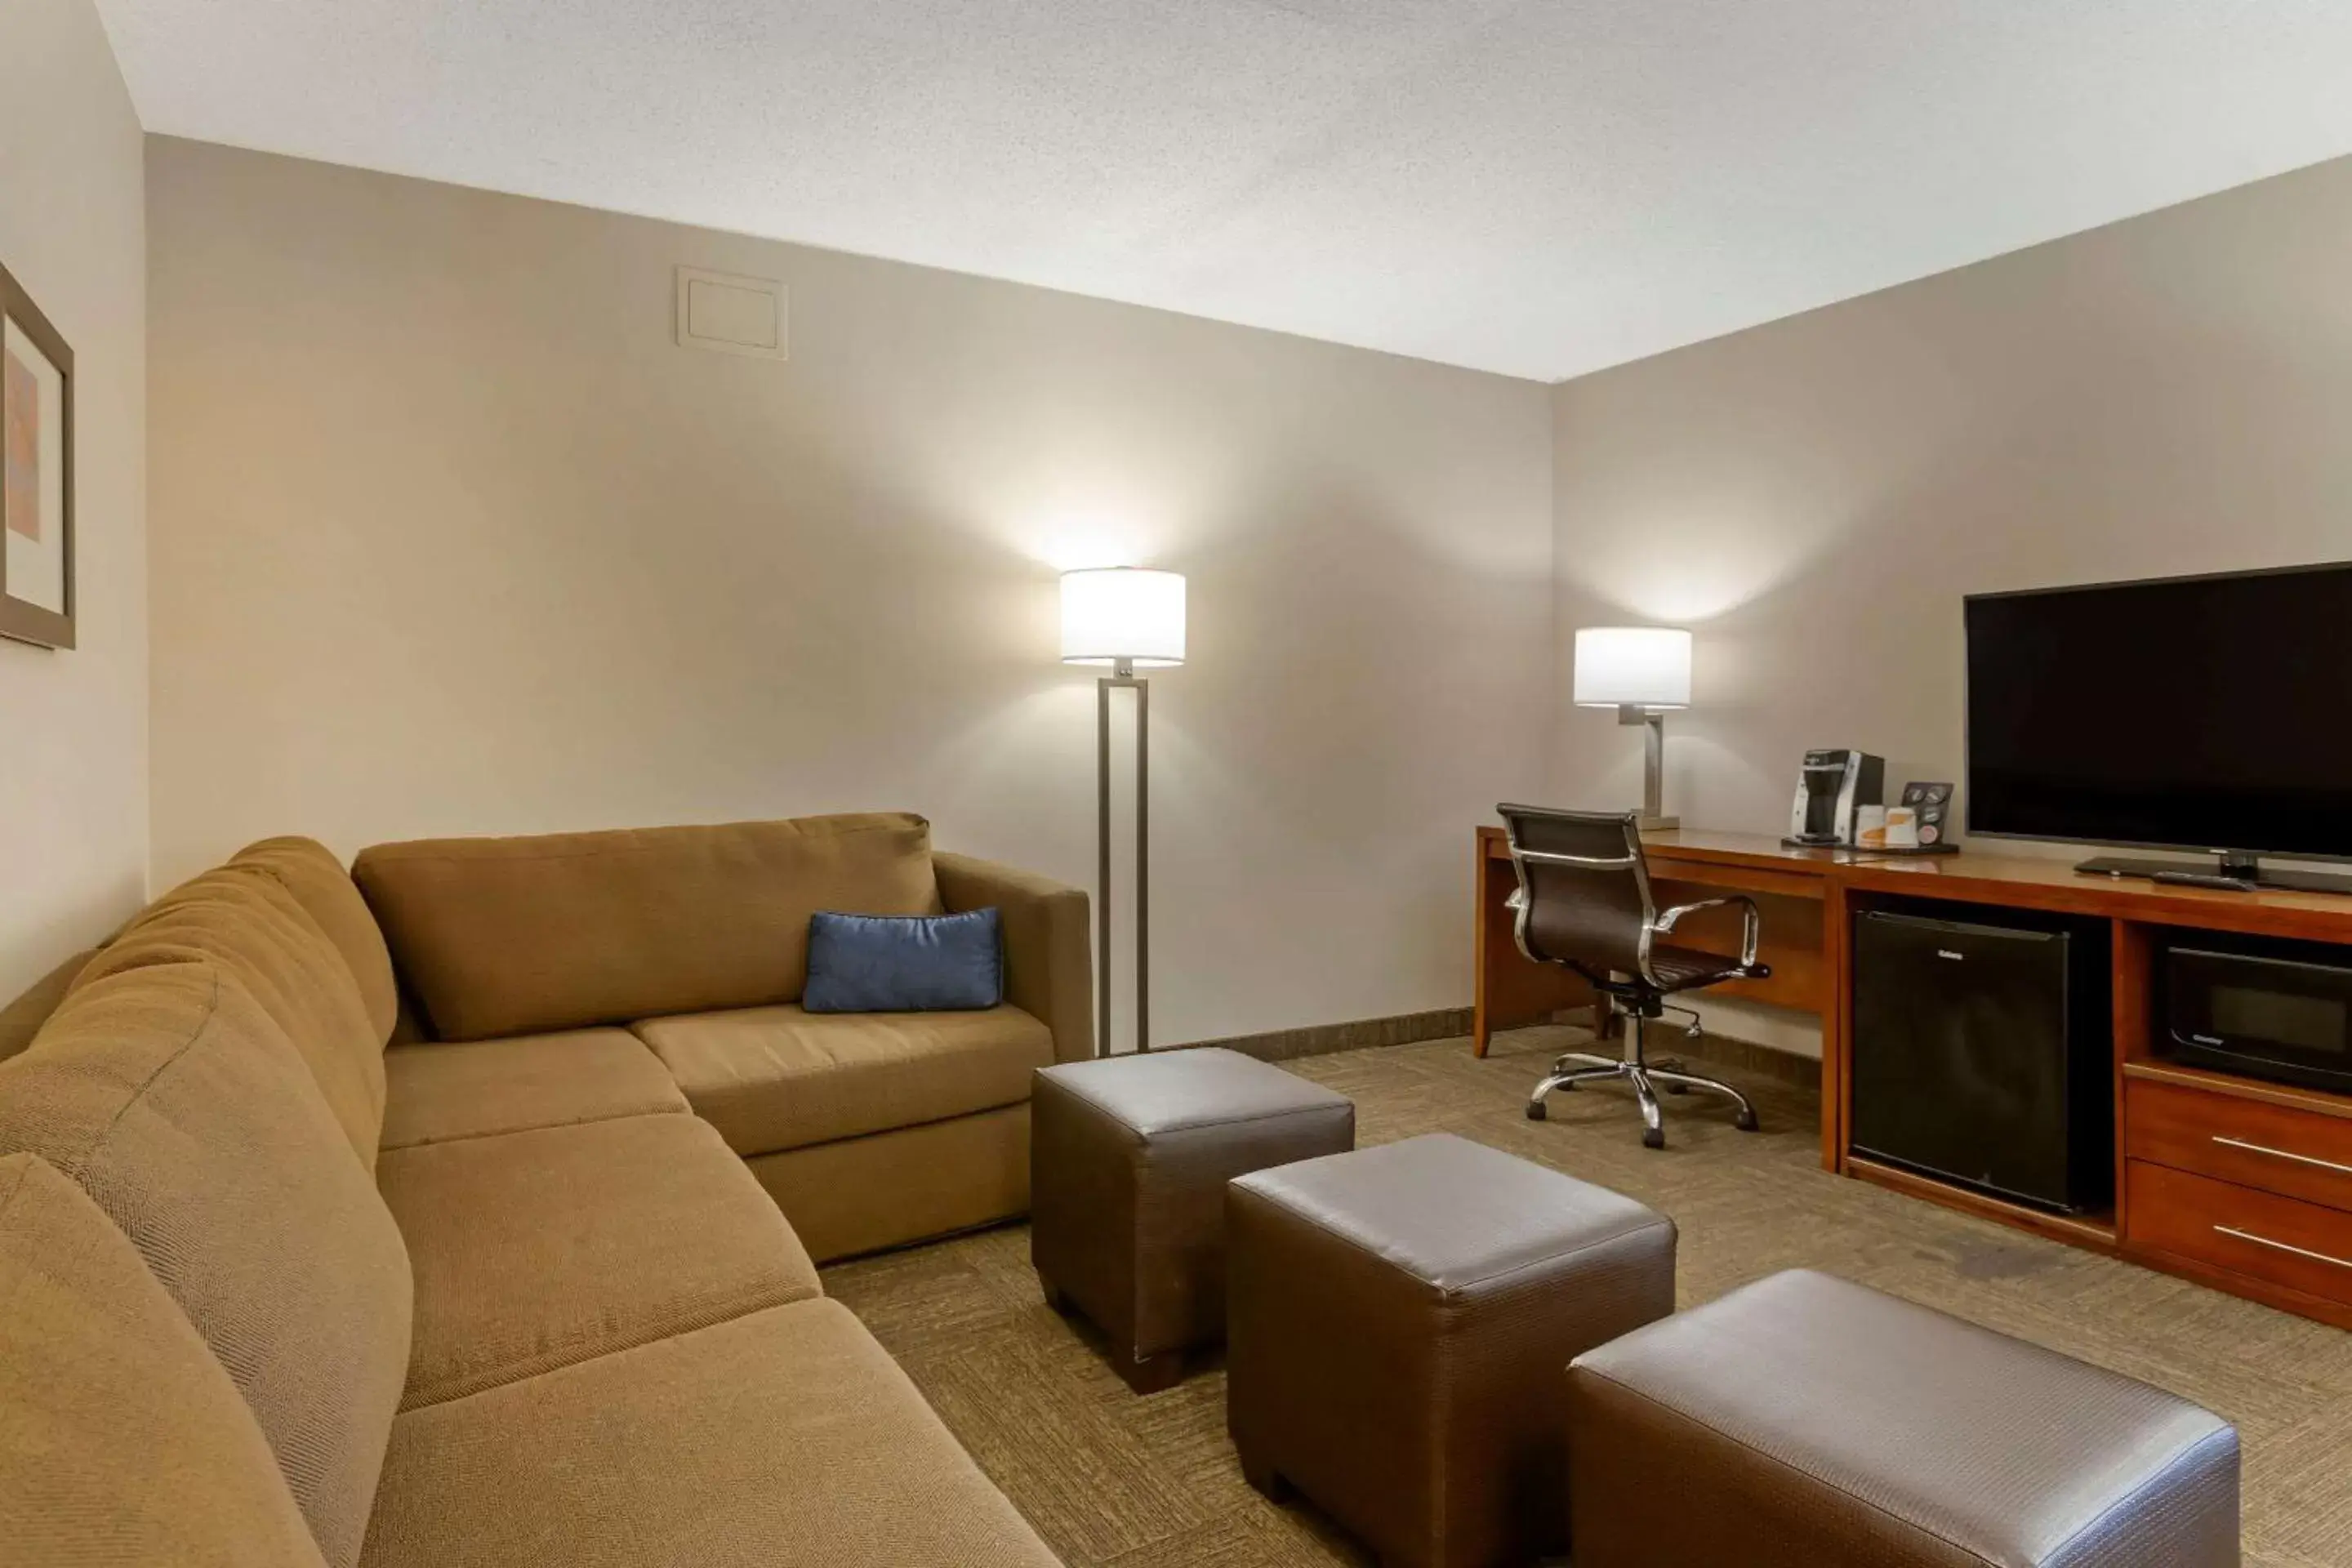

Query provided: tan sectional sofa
[0,813,1082,1567]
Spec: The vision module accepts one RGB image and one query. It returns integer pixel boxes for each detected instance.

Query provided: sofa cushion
[0,960,412,1568]
[74,863,385,1165]
[359,1298,1060,1568]
[353,813,942,1041]
[0,1152,329,1568]
[379,1114,820,1409]
[381,1028,687,1151]
[634,1003,1054,1156]
[231,836,400,1047]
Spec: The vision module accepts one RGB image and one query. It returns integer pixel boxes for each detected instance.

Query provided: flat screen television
[1966,561,2352,874]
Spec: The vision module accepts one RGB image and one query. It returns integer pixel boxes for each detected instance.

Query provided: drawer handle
[2214,1225,2352,1272]
[2212,1135,2352,1178]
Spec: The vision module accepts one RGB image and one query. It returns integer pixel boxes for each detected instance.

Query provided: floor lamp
[1061,568,1186,1054]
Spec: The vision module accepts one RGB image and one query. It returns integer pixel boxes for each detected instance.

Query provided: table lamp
[1573,626,1691,831]
[1062,568,1186,1053]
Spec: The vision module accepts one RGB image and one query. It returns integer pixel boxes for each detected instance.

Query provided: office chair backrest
[1497,804,1654,977]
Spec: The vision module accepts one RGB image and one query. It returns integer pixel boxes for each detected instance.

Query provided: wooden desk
[1472,822,2352,1330]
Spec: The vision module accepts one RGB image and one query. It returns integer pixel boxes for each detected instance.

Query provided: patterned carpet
[822,1027,2352,1567]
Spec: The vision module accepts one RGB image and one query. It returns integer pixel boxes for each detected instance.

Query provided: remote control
[2151,871,2258,893]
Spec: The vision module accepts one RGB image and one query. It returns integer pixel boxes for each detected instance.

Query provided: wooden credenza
[1474,824,2352,1330]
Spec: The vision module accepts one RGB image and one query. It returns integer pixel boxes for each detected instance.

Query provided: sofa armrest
[934,852,1094,1063]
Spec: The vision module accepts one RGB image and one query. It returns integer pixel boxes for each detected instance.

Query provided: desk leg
[1820,879,1849,1173]
[1473,837,1503,1058]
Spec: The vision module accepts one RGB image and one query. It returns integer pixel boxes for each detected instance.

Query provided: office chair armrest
[1650,895,1762,969]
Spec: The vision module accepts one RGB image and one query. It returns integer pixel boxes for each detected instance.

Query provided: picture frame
[2,258,74,650]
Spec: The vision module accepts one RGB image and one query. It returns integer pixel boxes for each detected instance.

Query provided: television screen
[1966,563,2352,860]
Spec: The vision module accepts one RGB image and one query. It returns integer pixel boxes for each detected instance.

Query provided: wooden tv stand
[1473,825,2352,1330]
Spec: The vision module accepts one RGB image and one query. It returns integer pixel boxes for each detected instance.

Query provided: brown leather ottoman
[1227,1134,1676,1567]
[1568,1269,2241,1568]
[1031,1047,1353,1394]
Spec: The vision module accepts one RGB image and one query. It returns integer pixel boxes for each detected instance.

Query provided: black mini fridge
[1850,902,2114,1214]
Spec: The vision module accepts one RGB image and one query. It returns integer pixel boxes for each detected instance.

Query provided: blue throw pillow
[802,908,1004,1013]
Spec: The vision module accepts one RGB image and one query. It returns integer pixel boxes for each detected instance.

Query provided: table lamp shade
[1061,568,1187,666]
[1573,626,1691,710]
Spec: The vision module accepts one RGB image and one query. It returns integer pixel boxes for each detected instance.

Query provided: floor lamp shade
[1061,568,1187,667]
[1572,626,1690,710]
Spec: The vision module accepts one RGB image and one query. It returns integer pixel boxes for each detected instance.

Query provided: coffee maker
[1784,749,1884,846]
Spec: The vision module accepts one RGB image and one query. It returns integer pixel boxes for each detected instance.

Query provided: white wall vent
[675,266,787,360]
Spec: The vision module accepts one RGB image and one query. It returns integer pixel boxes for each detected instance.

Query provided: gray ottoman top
[1573,1269,2238,1564]
[1231,1133,1673,1294]
[1037,1047,1349,1137]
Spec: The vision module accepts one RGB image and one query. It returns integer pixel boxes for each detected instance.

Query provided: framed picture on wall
[1,259,74,650]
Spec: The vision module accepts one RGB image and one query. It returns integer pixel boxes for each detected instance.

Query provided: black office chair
[1499,804,1767,1148]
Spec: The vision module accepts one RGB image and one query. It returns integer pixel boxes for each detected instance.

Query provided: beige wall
[146,139,1554,1046]
[1551,152,2352,1050]
[0,0,148,1000]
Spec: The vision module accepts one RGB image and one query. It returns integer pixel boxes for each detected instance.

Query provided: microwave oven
[2158,934,2352,1094]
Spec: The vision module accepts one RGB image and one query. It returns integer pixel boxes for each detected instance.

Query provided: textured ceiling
[96,0,2352,381]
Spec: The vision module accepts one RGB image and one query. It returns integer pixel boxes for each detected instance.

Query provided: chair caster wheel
[1642,1127,1665,1150]
[1736,1108,1760,1132]
[1526,1102,1548,1121]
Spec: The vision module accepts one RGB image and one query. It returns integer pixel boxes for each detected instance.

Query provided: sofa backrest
[0,1149,330,1568]
[0,947,95,1067]
[72,861,387,1165]
[0,960,413,1568]
[352,813,943,1040]
[229,836,402,1048]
